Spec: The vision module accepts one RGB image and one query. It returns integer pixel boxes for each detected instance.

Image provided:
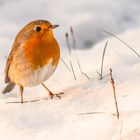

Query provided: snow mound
[0,28,140,140]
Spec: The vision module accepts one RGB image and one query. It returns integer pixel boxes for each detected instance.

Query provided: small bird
[2,20,63,103]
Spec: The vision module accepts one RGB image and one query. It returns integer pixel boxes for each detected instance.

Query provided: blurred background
[0,0,140,53]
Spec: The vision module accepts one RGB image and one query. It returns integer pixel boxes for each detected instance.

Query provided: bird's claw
[49,92,64,99]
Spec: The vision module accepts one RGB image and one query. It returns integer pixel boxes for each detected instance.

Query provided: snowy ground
[0,28,140,140]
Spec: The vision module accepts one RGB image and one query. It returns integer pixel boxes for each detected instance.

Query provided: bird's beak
[51,24,59,29]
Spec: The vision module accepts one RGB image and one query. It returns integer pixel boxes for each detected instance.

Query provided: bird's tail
[2,82,15,94]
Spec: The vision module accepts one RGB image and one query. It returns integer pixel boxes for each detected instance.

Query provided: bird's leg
[42,83,64,99]
[19,85,24,104]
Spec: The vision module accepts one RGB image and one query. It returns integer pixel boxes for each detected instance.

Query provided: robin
[2,20,63,103]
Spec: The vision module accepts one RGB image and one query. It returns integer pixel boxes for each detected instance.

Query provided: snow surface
[0,28,140,140]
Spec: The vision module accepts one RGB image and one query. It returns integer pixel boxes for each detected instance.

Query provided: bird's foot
[49,92,64,99]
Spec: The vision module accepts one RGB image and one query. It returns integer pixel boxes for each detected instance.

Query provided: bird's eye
[34,26,41,32]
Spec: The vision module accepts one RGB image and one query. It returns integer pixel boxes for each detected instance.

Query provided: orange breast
[23,34,60,70]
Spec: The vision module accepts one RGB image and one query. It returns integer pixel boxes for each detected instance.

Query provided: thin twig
[96,71,102,77]
[101,29,140,58]
[76,57,92,80]
[5,99,41,103]
[70,26,76,49]
[100,41,108,79]
[96,71,110,79]
[60,58,71,72]
[70,60,76,80]
[76,57,83,75]
[5,97,50,104]
[65,32,71,55]
[78,111,118,117]
[83,72,92,80]
[109,68,119,119]
[78,111,107,115]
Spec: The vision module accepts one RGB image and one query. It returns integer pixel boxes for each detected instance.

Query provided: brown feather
[2,82,15,94]
[4,45,18,83]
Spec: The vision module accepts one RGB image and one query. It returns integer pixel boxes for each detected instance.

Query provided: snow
[0,1,140,139]
[0,27,140,140]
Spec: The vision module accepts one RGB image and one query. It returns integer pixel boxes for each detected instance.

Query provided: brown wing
[4,45,18,83]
